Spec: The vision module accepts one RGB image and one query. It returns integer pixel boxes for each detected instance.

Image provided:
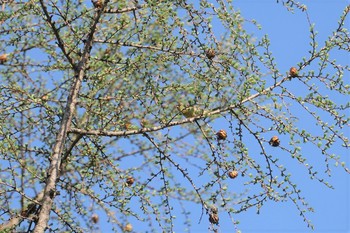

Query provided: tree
[0,0,349,232]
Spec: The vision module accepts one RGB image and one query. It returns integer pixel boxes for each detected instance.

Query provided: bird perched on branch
[177,104,203,118]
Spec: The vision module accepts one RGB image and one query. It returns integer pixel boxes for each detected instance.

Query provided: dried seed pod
[216,130,227,140]
[269,136,280,147]
[0,54,8,64]
[210,205,218,214]
[124,223,133,232]
[206,48,216,59]
[228,170,239,179]
[41,94,49,101]
[209,213,219,225]
[126,176,135,186]
[91,213,99,224]
[289,67,298,77]
[92,0,102,8]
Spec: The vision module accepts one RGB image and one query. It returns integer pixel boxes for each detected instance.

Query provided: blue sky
[188,1,350,232]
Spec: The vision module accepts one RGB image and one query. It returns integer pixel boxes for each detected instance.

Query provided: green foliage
[0,1,349,232]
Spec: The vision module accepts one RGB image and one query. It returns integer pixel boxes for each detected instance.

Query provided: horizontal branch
[94,40,196,57]
[69,75,291,137]
[104,4,144,14]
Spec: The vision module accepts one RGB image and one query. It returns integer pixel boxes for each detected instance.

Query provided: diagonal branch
[38,0,76,70]
[69,74,292,137]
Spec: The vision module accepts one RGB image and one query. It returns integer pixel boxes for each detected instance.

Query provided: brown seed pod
[210,205,218,214]
[124,223,133,232]
[126,176,135,186]
[41,94,49,101]
[0,54,8,64]
[216,130,227,140]
[289,67,298,77]
[92,0,102,8]
[269,136,280,147]
[228,170,239,179]
[209,213,219,225]
[91,213,99,224]
[206,48,216,60]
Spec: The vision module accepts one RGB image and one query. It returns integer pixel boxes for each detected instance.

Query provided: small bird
[177,105,202,118]
[269,136,280,147]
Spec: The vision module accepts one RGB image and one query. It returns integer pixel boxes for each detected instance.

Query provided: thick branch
[32,1,107,232]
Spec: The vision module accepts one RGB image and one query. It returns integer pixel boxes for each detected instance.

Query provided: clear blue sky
[95,1,350,232]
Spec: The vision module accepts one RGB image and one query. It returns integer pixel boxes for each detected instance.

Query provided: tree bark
[33,2,105,232]
[32,72,84,232]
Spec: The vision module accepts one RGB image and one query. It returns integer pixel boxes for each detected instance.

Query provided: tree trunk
[33,72,84,232]
[33,2,104,231]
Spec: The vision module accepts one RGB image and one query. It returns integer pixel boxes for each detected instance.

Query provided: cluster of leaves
[0,0,349,232]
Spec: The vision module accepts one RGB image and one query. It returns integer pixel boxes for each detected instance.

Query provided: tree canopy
[0,0,349,232]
